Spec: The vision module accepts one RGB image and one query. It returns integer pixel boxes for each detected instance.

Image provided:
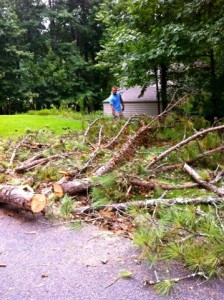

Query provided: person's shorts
[115,111,124,119]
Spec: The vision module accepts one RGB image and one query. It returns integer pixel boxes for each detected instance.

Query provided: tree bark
[0,185,46,212]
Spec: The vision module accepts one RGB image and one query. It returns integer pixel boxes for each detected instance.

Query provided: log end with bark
[0,185,46,213]
[52,178,92,197]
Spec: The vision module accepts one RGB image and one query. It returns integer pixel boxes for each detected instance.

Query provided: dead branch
[152,163,183,173]
[14,152,77,173]
[128,177,198,190]
[22,152,45,164]
[190,145,224,164]
[147,125,224,169]
[0,184,46,212]
[183,163,224,197]
[144,272,204,286]
[82,117,104,143]
[74,197,224,214]
[152,145,224,173]
[9,136,29,166]
[211,168,224,184]
[98,125,104,146]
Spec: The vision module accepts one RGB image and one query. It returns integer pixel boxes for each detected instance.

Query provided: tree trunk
[160,64,168,110]
[210,48,218,119]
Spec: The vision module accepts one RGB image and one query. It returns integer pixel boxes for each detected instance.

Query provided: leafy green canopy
[0,0,108,114]
[97,0,224,118]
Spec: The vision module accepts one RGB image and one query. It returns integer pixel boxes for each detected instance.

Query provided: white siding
[103,102,162,117]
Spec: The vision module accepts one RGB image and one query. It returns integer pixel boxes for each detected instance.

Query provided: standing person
[109,86,125,119]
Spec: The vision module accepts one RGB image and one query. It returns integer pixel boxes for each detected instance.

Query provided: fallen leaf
[101,259,108,264]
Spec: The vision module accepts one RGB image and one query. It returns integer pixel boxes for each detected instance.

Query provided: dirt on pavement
[0,205,224,300]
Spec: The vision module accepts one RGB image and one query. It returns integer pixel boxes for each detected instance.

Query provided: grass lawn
[0,115,86,137]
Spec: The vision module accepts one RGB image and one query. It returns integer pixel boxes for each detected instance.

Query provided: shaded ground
[0,205,224,300]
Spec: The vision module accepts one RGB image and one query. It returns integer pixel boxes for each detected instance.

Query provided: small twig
[144,272,205,285]
[82,117,104,143]
[105,277,120,289]
[98,125,104,146]
[211,168,224,184]
[9,136,29,166]
[38,220,79,226]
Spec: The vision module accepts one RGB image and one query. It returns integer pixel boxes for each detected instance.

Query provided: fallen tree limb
[94,124,150,176]
[9,136,28,167]
[0,184,46,212]
[128,177,199,190]
[94,94,190,177]
[147,125,224,169]
[183,163,224,197]
[211,168,224,184]
[14,152,77,173]
[82,117,104,143]
[152,145,224,173]
[74,197,224,214]
[53,178,92,197]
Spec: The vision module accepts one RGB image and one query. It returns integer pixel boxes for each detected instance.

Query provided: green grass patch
[0,115,86,137]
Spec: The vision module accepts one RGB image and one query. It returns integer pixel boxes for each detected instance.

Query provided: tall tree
[97,0,224,117]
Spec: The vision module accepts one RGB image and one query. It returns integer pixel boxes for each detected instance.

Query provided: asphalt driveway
[0,205,224,300]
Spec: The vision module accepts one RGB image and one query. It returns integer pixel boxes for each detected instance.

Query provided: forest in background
[0,0,224,120]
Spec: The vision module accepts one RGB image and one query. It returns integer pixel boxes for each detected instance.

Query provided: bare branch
[147,125,224,169]
[74,197,224,214]
[183,163,224,197]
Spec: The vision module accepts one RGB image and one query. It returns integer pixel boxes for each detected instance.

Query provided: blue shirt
[109,93,122,112]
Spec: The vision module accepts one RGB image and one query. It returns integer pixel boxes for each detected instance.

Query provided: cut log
[0,184,46,212]
[53,178,92,197]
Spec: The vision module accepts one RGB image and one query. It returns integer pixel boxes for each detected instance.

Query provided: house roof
[103,85,157,103]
